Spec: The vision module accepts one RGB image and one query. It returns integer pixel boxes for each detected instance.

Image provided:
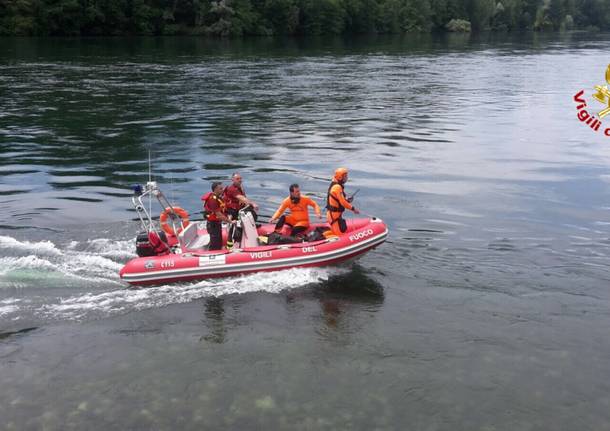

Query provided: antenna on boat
[148,149,152,219]
[148,150,152,183]
[169,172,175,206]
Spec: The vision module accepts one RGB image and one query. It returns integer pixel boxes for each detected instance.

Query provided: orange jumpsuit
[326,183,354,236]
[272,196,321,228]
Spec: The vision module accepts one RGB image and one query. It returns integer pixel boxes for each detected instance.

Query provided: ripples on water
[2,34,610,430]
[0,232,342,323]
[1,34,610,314]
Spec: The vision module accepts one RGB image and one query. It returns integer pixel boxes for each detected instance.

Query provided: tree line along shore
[1,0,608,36]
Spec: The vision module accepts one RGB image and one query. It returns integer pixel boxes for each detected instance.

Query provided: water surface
[1,33,610,430]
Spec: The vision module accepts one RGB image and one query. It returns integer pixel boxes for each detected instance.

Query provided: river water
[1,33,610,430]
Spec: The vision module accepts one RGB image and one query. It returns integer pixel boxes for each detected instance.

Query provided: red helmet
[334,167,348,182]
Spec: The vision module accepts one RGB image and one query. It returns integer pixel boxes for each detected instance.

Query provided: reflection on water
[0,326,38,340]
[314,266,385,334]
[198,266,385,345]
[203,297,227,344]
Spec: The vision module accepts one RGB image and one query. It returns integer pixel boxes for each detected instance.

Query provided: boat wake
[39,267,330,321]
[0,235,131,287]
[0,235,333,323]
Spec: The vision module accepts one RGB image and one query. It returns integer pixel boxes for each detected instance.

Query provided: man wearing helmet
[326,167,360,236]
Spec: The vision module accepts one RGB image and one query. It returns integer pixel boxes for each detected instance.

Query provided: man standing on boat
[223,172,259,218]
[269,183,321,238]
[202,182,233,250]
[326,167,360,236]
[224,172,258,248]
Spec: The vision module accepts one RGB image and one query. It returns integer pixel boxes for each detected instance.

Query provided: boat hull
[120,218,388,286]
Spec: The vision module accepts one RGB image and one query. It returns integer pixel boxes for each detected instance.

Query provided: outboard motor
[135,230,170,257]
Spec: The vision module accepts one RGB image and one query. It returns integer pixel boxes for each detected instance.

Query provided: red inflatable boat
[119,182,388,286]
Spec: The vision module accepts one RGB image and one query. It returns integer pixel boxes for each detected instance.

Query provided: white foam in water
[0,305,19,316]
[0,254,120,286]
[83,238,136,260]
[0,236,128,286]
[0,298,23,304]
[0,234,335,322]
[0,235,63,257]
[41,267,331,321]
[62,254,123,275]
[0,256,59,275]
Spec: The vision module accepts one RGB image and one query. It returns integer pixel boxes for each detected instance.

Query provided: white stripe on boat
[122,229,388,283]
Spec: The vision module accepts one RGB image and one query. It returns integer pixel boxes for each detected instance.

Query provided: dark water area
[2,33,610,430]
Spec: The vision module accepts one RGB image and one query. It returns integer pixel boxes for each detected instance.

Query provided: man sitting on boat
[269,183,321,238]
[202,182,234,250]
[326,167,360,236]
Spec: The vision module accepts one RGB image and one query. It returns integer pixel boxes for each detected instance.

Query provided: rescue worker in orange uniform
[270,183,321,237]
[326,167,360,236]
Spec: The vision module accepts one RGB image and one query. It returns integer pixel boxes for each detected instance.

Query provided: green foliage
[0,0,38,35]
[465,0,495,31]
[264,0,298,34]
[343,0,379,33]
[299,0,346,35]
[491,2,510,30]
[446,18,472,31]
[0,0,608,36]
